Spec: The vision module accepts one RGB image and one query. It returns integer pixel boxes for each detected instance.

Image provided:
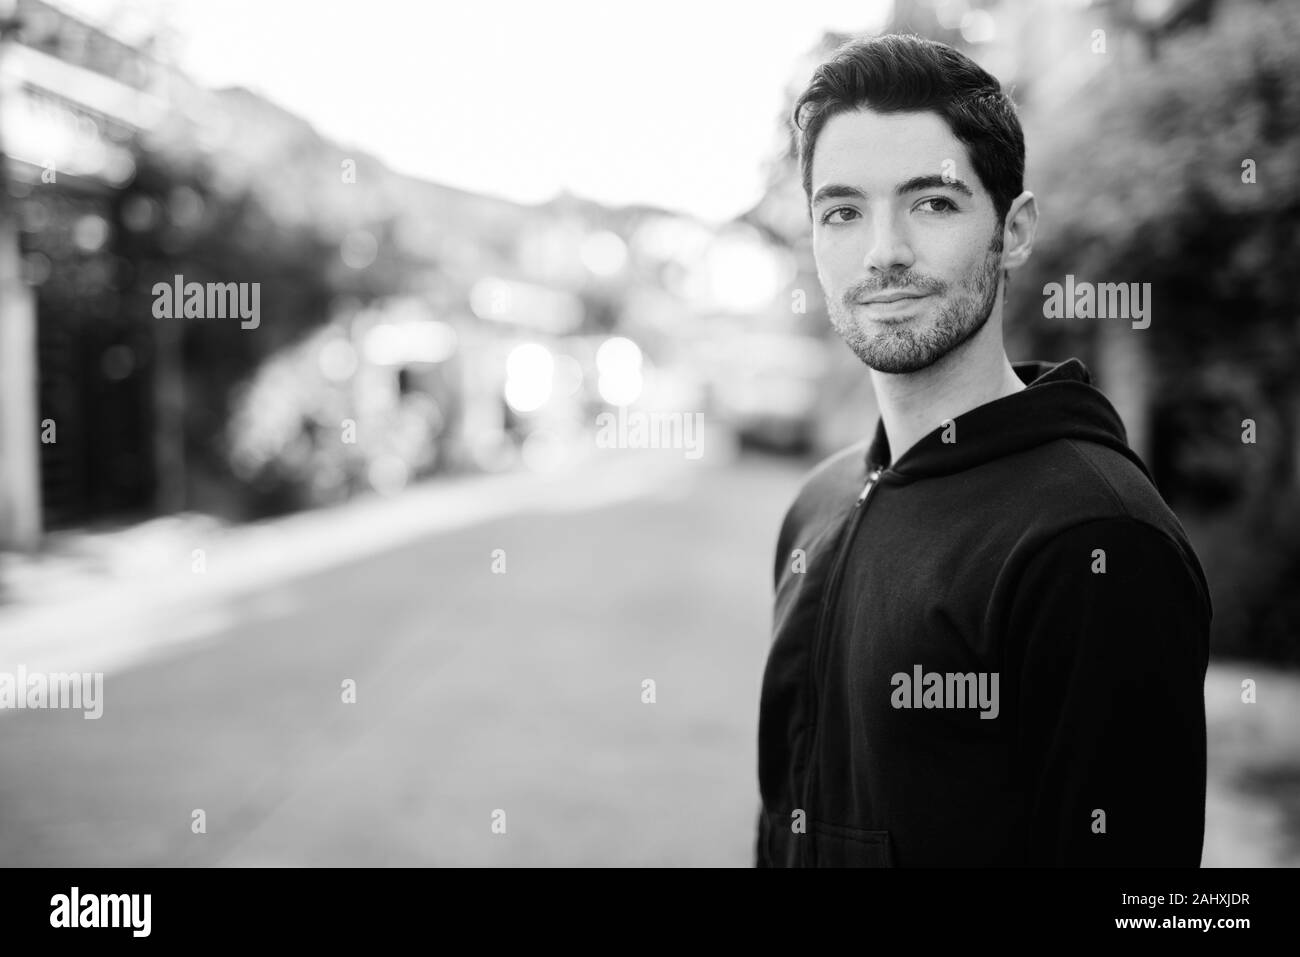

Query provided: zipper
[798,466,882,866]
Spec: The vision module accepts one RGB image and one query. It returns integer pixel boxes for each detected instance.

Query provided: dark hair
[793,34,1025,225]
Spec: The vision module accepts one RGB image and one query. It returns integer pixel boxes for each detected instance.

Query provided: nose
[862,209,915,273]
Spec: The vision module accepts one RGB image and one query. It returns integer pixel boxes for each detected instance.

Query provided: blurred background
[0,0,1297,866]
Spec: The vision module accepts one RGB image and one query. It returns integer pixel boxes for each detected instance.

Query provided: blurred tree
[1013,0,1299,446]
[110,147,339,519]
[1006,0,1300,662]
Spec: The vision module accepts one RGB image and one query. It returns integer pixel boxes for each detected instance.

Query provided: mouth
[855,292,929,305]
[853,293,930,319]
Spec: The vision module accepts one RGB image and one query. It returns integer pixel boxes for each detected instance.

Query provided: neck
[869,317,1025,468]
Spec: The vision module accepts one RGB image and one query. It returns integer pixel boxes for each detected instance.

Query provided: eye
[820,206,860,225]
[916,197,958,213]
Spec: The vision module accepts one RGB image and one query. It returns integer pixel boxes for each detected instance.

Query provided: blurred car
[707,332,829,454]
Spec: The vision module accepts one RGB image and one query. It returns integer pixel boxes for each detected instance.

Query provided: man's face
[810,108,1005,375]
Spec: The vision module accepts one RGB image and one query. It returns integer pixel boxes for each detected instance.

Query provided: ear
[1000,191,1038,272]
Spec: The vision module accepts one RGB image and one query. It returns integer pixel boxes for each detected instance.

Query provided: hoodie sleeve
[1004,516,1211,867]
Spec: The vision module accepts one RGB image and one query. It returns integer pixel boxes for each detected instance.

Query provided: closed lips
[858,293,927,304]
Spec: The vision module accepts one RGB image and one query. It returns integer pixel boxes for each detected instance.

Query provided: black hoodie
[755,358,1212,867]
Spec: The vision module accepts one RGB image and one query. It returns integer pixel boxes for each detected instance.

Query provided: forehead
[811,108,976,193]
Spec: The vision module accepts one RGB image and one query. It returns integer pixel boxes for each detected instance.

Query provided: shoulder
[798,437,872,497]
[780,438,871,527]
[1003,437,1189,541]
[769,439,870,579]
[988,440,1213,622]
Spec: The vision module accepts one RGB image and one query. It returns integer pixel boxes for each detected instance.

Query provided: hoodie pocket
[810,820,895,867]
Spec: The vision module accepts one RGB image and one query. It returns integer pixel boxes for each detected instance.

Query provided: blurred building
[1,0,179,541]
[0,0,746,543]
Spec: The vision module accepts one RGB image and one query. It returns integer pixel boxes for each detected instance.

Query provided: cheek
[814,234,861,287]
[924,236,991,287]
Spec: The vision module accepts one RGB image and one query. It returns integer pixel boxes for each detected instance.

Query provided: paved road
[0,448,808,866]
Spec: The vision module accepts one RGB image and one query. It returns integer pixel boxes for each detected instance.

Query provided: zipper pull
[855,468,882,506]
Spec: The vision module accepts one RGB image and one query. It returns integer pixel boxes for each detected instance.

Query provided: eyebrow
[811,174,974,207]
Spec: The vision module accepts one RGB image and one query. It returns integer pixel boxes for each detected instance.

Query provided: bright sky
[58,0,891,223]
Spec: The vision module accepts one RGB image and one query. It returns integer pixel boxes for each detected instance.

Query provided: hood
[864,357,1152,482]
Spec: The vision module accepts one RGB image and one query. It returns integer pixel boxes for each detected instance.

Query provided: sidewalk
[1202,660,1300,867]
[0,434,732,677]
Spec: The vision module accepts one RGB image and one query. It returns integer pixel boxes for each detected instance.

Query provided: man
[754,34,1211,867]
